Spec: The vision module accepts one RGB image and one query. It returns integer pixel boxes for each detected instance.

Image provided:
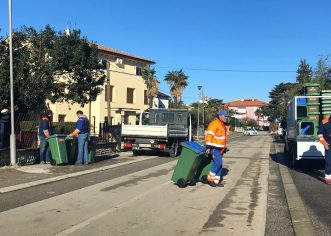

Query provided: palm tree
[142,66,159,108]
[164,69,188,107]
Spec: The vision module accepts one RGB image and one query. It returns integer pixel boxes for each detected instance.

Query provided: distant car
[243,127,258,136]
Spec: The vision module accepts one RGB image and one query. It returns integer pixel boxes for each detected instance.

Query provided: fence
[98,123,121,143]
[0,112,102,150]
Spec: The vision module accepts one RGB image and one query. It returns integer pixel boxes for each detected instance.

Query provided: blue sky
[1,0,331,104]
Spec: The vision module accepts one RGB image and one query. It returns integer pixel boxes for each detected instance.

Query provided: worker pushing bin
[171,141,206,188]
[46,134,69,165]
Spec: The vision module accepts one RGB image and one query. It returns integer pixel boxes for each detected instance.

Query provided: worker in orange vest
[317,116,331,184]
[205,110,230,187]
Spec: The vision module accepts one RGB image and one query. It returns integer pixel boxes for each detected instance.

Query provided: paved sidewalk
[0,151,136,189]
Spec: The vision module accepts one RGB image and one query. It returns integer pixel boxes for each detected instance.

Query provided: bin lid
[181,141,206,154]
[46,134,68,140]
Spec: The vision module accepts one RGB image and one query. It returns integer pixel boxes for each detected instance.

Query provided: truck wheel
[291,144,298,169]
[177,178,186,188]
[132,150,141,156]
[169,140,179,157]
[283,143,288,154]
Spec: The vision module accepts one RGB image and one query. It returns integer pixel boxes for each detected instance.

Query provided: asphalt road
[0,134,285,236]
[274,141,331,236]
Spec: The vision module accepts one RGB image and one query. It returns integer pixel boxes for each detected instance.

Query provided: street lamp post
[197,86,202,140]
[9,0,16,166]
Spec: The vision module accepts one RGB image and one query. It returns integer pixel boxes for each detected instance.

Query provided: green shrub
[18,121,76,134]
[53,122,76,134]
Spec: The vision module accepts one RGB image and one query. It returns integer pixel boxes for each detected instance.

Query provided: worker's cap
[217,110,228,117]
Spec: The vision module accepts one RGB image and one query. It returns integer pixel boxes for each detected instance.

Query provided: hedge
[19,121,76,134]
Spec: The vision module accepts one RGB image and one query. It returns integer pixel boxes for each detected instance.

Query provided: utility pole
[9,0,16,166]
[202,88,204,134]
[106,61,111,125]
[197,86,202,140]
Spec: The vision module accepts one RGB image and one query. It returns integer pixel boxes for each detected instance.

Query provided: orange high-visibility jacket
[318,117,331,145]
[205,118,230,149]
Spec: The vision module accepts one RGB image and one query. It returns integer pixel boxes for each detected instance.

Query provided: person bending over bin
[317,115,331,184]
[205,110,230,187]
[39,110,53,164]
[69,110,90,165]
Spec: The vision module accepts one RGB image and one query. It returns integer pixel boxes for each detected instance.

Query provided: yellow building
[49,44,155,134]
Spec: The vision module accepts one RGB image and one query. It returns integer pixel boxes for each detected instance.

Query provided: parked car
[243,127,258,136]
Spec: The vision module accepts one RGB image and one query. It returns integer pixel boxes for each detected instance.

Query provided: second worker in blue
[69,110,90,165]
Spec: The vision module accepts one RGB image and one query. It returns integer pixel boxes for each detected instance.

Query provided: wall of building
[230,106,269,127]
[49,51,151,134]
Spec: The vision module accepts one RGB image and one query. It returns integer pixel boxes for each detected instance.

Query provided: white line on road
[0,155,161,194]
[55,180,172,236]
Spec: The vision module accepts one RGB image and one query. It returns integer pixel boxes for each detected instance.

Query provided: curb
[0,156,159,194]
[275,144,317,236]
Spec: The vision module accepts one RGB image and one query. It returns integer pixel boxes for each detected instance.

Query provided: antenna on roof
[65,21,71,36]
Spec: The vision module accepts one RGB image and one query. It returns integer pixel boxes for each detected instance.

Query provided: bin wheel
[50,158,56,166]
[177,178,186,188]
[189,178,197,186]
[201,175,208,184]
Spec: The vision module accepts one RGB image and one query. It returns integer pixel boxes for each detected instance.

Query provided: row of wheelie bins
[171,141,212,188]
[46,134,96,165]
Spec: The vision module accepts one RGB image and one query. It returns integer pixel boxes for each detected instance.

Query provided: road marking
[55,180,172,236]
[0,156,161,194]
[275,143,317,236]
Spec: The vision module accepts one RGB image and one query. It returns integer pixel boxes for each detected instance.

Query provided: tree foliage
[141,66,159,108]
[267,82,300,121]
[265,57,331,123]
[189,98,223,129]
[164,69,188,107]
[296,59,313,84]
[50,29,105,105]
[0,25,106,113]
[312,55,331,90]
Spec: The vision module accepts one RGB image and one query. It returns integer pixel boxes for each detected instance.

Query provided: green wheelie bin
[46,134,69,165]
[171,141,206,188]
[88,136,97,163]
[65,136,78,165]
[195,155,212,184]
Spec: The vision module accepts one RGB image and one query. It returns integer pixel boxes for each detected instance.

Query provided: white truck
[284,96,325,167]
[121,109,191,157]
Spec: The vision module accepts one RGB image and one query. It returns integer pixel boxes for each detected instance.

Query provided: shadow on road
[94,154,120,163]
[270,139,325,183]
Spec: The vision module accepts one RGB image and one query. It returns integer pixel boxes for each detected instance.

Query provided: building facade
[49,44,155,134]
[224,98,269,127]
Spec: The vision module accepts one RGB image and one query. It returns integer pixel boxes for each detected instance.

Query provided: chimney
[65,22,71,36]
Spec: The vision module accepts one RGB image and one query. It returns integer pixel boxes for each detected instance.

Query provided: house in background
[49,44,155,134]
[152,91,171,109]
[224,98,269,127]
